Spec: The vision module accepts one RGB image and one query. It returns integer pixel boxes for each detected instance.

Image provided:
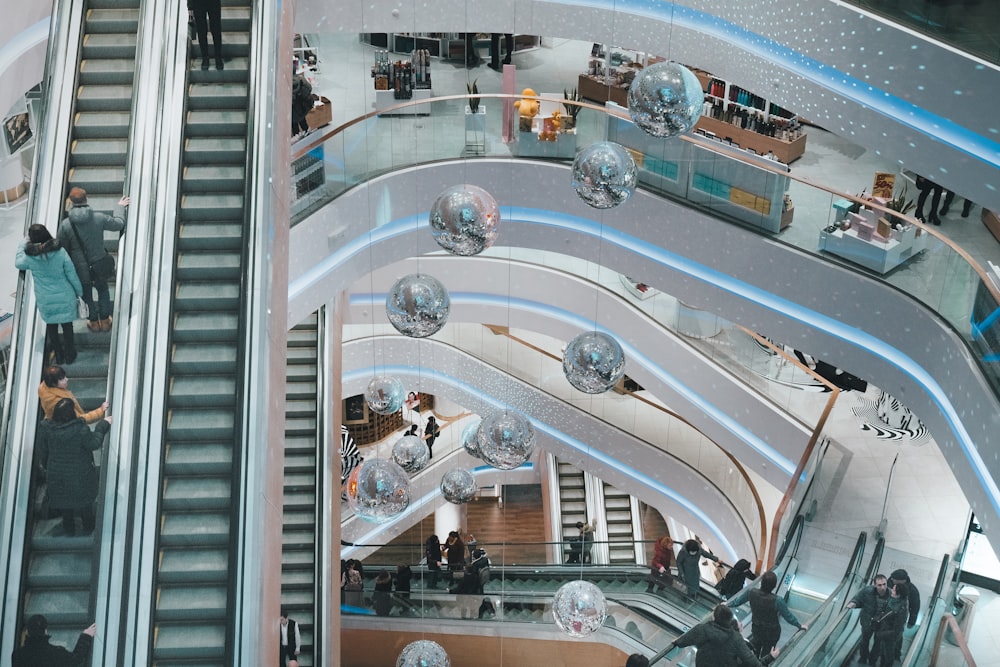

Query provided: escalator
[555,458,588,560]
[147,1,252,661]
[281,315,319,667]
[16,0,139,648]
[603,480,641,565]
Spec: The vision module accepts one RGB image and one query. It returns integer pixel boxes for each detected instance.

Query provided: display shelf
[619,275,658,300]
[578,74,629,106]
[818,222,927,274]
[695,115,807,163]
[513,93,577,158]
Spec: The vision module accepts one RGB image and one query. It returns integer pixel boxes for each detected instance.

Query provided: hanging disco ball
[365,376,405,415]
[562,331,626,394]
[552,580,608,638]
[392,434,430,473]
[397,640,450,667]
[476,409,535,470]
[440,468,477,504]
[386,273,451,338]
[346,458,410,523]
[627,61,702,138]
[461,418,482,459]
[429,184,501,256]
[571,141,638,209]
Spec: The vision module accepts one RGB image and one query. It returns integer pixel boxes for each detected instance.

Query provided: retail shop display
[693,69,807,163]
[397,640,450,667]
[385,273,451,338]
[346,458,411,523]
[391,434,430,473]
[476,409,535,470]
[552,580,608,637]
[365,375,405,415]
[372,49,433,114]
[820,193,927,273]
[514,91,578,159]
[578,46,665,106]
[563,331,626,394]
[428,184,500,255]
[570,141,637,209]
[628,61,703,138]
[440,468,477,504]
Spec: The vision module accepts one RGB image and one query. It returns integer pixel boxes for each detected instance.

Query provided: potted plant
[885,184,915,227]
[562,87,581,131]
[465,80,486,152]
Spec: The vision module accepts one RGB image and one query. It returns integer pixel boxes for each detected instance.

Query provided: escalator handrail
[0,0,89,658]
[900,553,952,666]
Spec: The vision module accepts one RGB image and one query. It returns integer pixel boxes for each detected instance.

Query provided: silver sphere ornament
[476,409,535,470]
[346,458,411,523]
[397,640,450,667]
[429,184,501,255]
[392,434,430,473]
[563,331,626,394]
[571,142,637,209]
[365,376,405,415]
[552,580,608,638]
[461,418,482,458]
[628,61,702,138]
[440,468,477,504]
[386,273,451,338]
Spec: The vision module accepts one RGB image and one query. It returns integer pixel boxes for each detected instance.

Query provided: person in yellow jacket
[38,365,108,424]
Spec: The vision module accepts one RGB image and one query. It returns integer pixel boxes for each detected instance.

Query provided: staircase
[148,2,252,662]
[19,0,139,649]
[282,315,320,667]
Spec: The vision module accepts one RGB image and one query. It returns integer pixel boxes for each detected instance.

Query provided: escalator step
[159,512,230,546]
[70,138,129,166]
[281,570,314,588]
[186,110,248,137]
[171,342,238,374]
[176,251,242,280]
[177,223,244,251]
[166,408,235,441]
[81,33,137,60]
[287,328,318,346]
[168,376,237,407]
[156,585,228,620]
[152,622,227,660]
[158,548,229,583]
[187,83,249,110]
[22,589,91,624]
[285,416,317,436]
[162,477,232,510]
[180,194,244,220]
[286,398,317,416]
[286,380,318,400]
[74,111,130,138]
[66,165,126,192]
[27,551,92,587]
[84,8,140,33]
[182,165,246,192]
[174,282,240,311]
[164,441,233,475]
[184,137,247,165]
[287,347,318,363]
[172,312,240,342]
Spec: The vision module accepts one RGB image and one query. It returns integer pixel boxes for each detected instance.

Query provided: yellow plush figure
[514,88,540,132]
[539,110,562,141]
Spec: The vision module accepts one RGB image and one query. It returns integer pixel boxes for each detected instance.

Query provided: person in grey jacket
[58,187,128,333]
[15,225,83,364]
[747,570,807,658]
[847,574,890,664]
[671,603,778,666]
[37,398,112,536]
[676,538,719,597]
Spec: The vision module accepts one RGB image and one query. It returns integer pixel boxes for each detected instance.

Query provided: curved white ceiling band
[0,20,48,88]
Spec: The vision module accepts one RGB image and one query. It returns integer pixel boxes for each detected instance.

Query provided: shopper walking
[38,365,108,424]
[488,33,513,70]
[676,538,719,597]
[36,398,112,536]
[425,534,443,589]
[15,225,82,365]
[424,415,440,459]
[58,187,127,333]
[278,608,301,667]
[914,175,943,226]
[746,570,807,659]
[12,614,96,667]
[847,573,890,665]
[669,603,779,666]
[189,0,224,70]
[646,535,675,593]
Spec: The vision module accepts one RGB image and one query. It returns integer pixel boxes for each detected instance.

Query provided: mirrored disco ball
[397,640,450,667]
[440,468,477,504]
[386,273,451,338]
[429,184,501,256]
[552,580,608,638]
[571,142,638,209]
[461,418,482,458]
[476,409,535,470]
[392,434,430,473]
[627,61,702,138]
[562,331,626,394]
[346,458,410,523]
[365,376,405,415]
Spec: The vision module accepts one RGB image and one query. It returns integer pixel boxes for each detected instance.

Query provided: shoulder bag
[68,219,116,281]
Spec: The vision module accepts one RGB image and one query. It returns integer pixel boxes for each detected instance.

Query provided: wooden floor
[367,484,669,568]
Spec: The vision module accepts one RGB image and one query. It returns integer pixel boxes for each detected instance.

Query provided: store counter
[819,222,927,274]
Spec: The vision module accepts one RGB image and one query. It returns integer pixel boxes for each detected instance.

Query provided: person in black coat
[847,574,890,664]
[425,534,443,588]
[12,614,95,667]
[188,0,224,70]
[424,416,440,459]
[37,398,112,536]
[278,608,301,666]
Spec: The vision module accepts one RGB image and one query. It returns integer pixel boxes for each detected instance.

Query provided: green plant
[467,80,480,113]
[563,87,581,120]
[886,184,915,215]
